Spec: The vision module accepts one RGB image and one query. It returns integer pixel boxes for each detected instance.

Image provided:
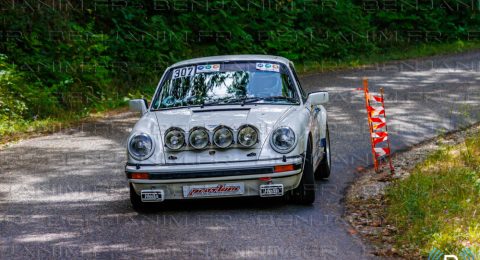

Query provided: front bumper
[126,155,304,200]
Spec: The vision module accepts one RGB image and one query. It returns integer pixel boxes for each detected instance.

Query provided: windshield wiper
[241,97,263,106]
[242,96,298,104]
[200,100,219,108]
[264,96,298,102]
[212,97,262,106]
[197,96,298,108]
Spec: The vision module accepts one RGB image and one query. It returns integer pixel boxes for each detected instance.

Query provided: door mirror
[129,99,148,115]
[307,91,329,105]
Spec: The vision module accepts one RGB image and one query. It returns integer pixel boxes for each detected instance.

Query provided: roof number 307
[172,66,195,79]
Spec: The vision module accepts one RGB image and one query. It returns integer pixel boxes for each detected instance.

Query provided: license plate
[141,190,164,202]
[260,184,284,197]
[183,183,244,198]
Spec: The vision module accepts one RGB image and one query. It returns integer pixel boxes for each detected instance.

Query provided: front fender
[317,105,328,141]
[127,112,166,165]
[258,107,310,159]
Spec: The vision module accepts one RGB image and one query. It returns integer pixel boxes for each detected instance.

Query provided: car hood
[153,105,295,163]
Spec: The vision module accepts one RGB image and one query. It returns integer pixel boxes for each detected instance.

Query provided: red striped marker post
[362,78,394,173]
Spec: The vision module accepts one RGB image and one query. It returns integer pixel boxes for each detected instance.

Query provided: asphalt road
[1,51,480,259]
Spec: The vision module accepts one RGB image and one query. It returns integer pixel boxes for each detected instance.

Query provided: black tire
[290,138,316,204]
[130,184,149,212]
[315,124,331,180]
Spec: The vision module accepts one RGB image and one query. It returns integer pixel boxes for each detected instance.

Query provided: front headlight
[213,126,234,148]
[270,127,296,153]
[189,127,209,149]
[165,127,185,150]
[238,125,258,147]
[128,133,155,160]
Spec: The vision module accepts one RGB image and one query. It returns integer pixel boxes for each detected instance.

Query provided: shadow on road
[4,52,480,259]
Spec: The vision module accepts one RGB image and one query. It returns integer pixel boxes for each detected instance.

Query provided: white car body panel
[126,55,328,200]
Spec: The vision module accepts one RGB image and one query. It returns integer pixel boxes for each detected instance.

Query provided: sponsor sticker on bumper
[183,183,244,198]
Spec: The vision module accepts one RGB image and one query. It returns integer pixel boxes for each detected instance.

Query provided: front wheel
[315,124,331,180]
[290,138,316,205]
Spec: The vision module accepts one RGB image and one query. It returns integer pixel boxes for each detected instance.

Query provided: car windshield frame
[150,60,302,111]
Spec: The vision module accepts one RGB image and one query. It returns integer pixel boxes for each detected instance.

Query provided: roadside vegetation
[2,0,480,141]
[385,130,480,256]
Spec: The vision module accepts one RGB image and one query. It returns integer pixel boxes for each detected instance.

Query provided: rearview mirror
[129,99,148,115]
[307,91,329,105]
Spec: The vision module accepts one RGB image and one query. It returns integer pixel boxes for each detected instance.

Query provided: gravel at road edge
[344,123,480,258]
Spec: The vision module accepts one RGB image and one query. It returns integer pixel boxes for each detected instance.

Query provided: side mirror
[307,91,329,105]
[129,99,148,115]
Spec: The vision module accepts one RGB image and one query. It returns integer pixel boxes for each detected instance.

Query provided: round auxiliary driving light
[213,126,234,148]
[164,127,185,150]
[189,127,209,149]
[237,125,258,148]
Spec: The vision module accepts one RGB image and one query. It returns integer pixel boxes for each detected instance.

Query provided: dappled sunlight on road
[1,52,480,259]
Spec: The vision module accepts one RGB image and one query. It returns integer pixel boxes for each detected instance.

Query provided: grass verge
[385,130,480,257]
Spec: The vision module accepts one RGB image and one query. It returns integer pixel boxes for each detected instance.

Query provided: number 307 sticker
[172,66,195,79]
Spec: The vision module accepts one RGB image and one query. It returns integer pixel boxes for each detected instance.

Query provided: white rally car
[126,55,331,210]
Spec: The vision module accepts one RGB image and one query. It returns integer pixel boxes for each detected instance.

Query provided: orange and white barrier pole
[362,78,394,173]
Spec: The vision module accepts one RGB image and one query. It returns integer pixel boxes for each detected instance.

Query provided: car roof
[170,55,292,68]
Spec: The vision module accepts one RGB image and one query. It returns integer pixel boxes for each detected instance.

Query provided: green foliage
[0,54,28,121]
[1,0,480,134]
[385,131,480,256]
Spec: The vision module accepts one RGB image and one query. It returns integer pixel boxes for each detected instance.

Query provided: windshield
[151,61,300,109]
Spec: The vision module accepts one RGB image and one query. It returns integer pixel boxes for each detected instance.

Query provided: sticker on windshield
[196,64,220,73]
[256,63,280,72]
[172,66,195,79]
